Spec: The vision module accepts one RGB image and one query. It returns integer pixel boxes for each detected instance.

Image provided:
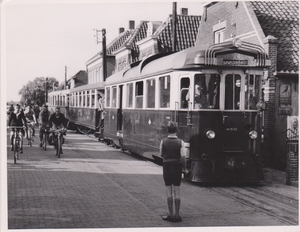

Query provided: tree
[18,77,59,106]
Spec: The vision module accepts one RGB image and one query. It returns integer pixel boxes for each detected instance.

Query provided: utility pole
[94,29,107,82]
[172,2,177,52]
[65,66,67,89]
[102,29,107,82]
[45,77,48,104]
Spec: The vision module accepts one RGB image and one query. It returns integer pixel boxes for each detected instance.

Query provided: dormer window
[147,22,154,36]
[213,20,226,44]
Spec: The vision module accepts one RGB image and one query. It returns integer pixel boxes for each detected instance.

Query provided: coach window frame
[159,75,171,109]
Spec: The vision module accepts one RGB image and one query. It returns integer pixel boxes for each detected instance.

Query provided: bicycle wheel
[57,135,61,158]
[13,138,17,164]
[28,129,32,146]
[43,133,47,151]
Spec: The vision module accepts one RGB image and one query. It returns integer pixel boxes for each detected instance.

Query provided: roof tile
[251,1,299,72]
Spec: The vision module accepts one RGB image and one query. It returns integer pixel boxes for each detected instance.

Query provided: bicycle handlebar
[8,126,25,129]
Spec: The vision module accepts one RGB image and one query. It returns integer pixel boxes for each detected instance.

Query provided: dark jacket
[9,111,27,127]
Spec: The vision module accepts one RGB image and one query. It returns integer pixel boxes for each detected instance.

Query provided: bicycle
[41,126,50,151]
[50,128,67,158]
[9,126,24,164]
[26,122,35,147]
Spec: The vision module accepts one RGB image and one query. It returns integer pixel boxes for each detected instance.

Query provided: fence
[286,129,298,186]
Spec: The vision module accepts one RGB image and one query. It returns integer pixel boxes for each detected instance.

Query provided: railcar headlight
[206,130,216,139]
[249,130,258,139]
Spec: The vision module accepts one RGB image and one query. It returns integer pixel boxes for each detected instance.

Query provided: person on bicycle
[49,107,67,151]
[24,105,37,137]
[8,104,27,153]
[38,104,51,147]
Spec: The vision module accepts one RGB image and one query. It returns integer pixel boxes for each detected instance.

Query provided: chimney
[181,8,188,15]
[129,20,135,29]
[119,27,125,34]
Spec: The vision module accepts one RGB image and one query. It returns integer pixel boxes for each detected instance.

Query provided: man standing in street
[160,121,187,222]
[97,93,105,140]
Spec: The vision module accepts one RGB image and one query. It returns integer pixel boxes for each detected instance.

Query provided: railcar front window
[245,75,260,110]
[225,74,241,110]
[135,81,143,109]
[127,83,133,108]
[146,79,155,108]
[193,74,220,109]
[112,87,117,108]
[180,77,190,109]
[106,87,111,107]
[159,75,170,108]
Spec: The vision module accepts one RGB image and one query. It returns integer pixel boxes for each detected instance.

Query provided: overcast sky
[1,0,204,102]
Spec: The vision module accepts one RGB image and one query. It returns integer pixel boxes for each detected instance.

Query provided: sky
[1,0,205,102]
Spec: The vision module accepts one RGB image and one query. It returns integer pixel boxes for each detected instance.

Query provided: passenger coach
[104,38,270,183]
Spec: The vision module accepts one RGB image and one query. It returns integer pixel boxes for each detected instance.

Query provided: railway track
[206,185,298,225]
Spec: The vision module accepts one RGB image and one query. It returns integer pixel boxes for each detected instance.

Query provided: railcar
[67,83,104,134]
[48,89,70,117]
[104,38,270,183]
[48,84,104,134]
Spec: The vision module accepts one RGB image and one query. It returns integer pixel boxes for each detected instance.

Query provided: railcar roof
[69,82,104,93]
[104,39,270,85]
[48,89,70,96]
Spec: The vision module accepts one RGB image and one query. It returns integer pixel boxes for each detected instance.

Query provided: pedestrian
[160,121,187,222]
[97,93,105,140]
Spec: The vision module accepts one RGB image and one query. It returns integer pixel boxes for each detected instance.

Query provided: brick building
[196,1,299,169]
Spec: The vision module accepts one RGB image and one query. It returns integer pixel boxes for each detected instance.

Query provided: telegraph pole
[102,29,107,82]
[65,66,67,89]
[172,2,177,52]
[94,29,107,82]
[45,77,48,104]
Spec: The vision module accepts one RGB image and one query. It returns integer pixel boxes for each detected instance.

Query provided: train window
[146,79,155,108]
[225,74,241,110]
[112,87,117,108]
[245,75,259,110]
[83,91,86,107]
[180,78,190,109]
[106,87,111,107]
[135,81,143,108]
[79,92,82,107]
[91,90,95,108]
[87,91,90,107]
[159,75,170,108]
[127,83,133,108]
[193,74,220,109]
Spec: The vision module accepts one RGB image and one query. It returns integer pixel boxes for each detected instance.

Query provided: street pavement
[5,129,299,232]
